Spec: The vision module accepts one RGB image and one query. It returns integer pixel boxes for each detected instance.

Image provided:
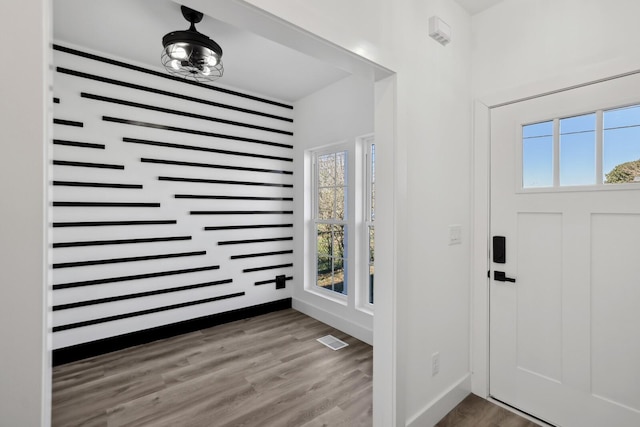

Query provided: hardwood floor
[52,309,372,427]
[436,394,541,427]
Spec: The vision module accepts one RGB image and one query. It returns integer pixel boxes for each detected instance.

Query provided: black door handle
[494,271,516,283]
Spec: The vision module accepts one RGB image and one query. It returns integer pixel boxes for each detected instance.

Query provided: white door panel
[490,73,640,427]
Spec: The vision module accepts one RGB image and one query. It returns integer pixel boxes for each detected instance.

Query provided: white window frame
[518,102,640,194]
[359,134,375,312]
[305,136,376,314]
[309,142,351,303]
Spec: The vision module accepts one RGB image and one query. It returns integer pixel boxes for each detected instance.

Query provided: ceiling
[54,0,503,102]
[456,0,504,15]
[53,0,350,103]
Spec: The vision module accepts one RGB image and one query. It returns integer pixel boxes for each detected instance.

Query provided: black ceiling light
[161,6,223,82]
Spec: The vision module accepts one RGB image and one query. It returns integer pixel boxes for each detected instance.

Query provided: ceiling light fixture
[161,6,223,82]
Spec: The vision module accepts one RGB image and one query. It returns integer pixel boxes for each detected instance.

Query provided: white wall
[472,0,640,101]
[235,0,474,425]
[471,0,640,398]
[0,0,51,425]
[292,74,374,344]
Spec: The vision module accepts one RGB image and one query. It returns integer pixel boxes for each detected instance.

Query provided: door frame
[471,57,640,401]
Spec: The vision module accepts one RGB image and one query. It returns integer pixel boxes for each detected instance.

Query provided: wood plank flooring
[52,309,372,427]
[436,394,541,427]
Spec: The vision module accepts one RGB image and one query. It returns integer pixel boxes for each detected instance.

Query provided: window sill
[305,286,348,306]
[356,305,374,316]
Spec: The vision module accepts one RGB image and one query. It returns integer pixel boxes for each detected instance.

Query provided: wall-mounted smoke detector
[429,16,451,46]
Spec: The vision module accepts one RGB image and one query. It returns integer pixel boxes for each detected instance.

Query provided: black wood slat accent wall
[57,67,293,122]
[52,44,294,352]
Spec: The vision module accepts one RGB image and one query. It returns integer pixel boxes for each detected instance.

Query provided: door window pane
[604,105,640,184]
[560,113,596,186]
[523,121,553,188]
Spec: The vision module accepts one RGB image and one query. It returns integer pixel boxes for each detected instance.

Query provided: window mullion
[553,118,560,187]
[596,110,604,185]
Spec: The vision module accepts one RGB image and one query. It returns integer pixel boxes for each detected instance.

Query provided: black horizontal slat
[56,67,293,122]
[52,292,245,332]
[52,250,206,269]
[255,276,293,286]
[53,235,191,248]
[159,176,293,188]
[176,194,293,201]
[53,220,176,228]
[83,93,293,136]
[53,160,124,170]
[219,237,293,246]
[124,137,292,162]
[52,265,220,290]
[141,158,293,175]
[103,117,293,149]
[243,263,293,273]
[53,279,234,311]
[231,250,293,260]
[53,139,105,149]
[191,210,293,215]
[52,181,143,189]
[54,118,83,127]
[205,224,293,231]
[53,202,160,208]
[53,44,293,110]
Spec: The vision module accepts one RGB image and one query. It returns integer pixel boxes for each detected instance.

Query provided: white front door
[490,73,640,427]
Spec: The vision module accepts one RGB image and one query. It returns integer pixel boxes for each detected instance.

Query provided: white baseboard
[292,298,373,345]
[406,374,472,427]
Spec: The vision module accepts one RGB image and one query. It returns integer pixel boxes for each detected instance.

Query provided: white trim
[471,100,491,398]
[372,74,400,427]
[553,118,560,188]
[304,286,348,305]
[359,133,375,312]
[293,298,373,345]
[477,54,640,109]
[596,110,604,184]
[406,374,472,427]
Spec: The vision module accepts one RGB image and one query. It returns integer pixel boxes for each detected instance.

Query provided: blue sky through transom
[522,104,640,188]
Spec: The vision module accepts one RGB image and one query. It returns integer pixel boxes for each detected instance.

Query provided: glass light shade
[167,44,188,60]
[206,55,219,67]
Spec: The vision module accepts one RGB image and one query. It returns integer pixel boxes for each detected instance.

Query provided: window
[604,104,640,184]
[309,137,375,308]
[314,150,348,295]
[522,121,553,188]
[522,102,640,190]
[365,140,375,305]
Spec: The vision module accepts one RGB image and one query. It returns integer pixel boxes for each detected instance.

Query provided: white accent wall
[51,44,294,350]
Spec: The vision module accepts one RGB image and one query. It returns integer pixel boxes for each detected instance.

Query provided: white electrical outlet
[448,225,462,245]
[432,352,440,376]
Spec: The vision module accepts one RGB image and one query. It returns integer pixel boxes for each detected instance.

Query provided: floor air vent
[317,335,349,351]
